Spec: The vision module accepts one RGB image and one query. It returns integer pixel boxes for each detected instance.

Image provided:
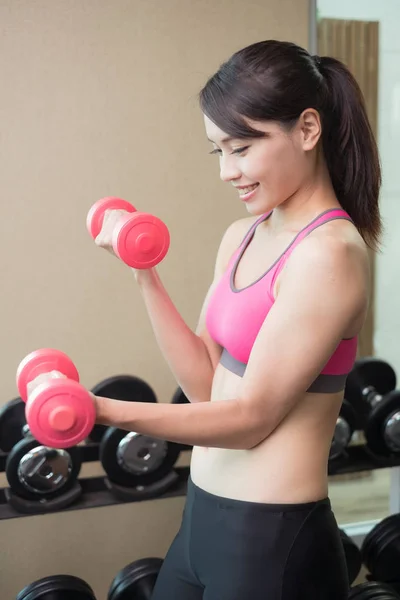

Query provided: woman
[94,40,381,599]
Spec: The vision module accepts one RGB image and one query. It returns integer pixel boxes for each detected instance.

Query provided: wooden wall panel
[318,19,379,356]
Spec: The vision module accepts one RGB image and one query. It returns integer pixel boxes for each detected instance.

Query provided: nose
[219,155,241,183]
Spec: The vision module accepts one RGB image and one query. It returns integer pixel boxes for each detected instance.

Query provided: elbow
[245,429,266,450]
[237,402,268,450]
[233,433,264,451]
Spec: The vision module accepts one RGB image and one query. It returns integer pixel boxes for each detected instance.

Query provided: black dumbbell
[0,397,27,452]
[95,379,181,500]
[100,427,181,500]
[87,375,158,443]
[170,387,193,451]
[348,581,400,599]
[5,436,82,513]
[345,358,400,457]
[330,400,358,461]
[171,387,189,405]
[340,529,362,585]
[0,398,82,513]
[16,574,97,600]
[108,557,163,600]
[361,513,400,593]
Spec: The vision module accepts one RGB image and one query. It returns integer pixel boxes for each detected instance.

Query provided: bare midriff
[190,361,343,503]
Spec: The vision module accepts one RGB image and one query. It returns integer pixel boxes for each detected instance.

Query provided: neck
[270,157,340,233]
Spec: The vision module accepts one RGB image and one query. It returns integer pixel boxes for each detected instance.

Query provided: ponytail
[319,57,382,251]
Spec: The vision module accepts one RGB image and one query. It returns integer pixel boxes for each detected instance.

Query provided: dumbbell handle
[26,371,67,398]
[362,385,383,409]
[363,386,400,453]
[86,197,136,240]
[330,417,352,461]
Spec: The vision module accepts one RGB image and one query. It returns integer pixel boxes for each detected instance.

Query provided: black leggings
[151,476,349,600]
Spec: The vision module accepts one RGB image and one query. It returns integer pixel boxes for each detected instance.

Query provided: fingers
[94,209,125,253]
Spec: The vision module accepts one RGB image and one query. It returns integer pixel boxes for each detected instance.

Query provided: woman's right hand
[94,208,127,258]
[94,208,155,282]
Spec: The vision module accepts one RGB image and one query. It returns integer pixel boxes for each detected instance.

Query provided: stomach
[190,362,344,503]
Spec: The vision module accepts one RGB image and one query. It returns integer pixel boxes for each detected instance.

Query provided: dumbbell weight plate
[362,514,400,582]
[348,581,400,599]
[88,375,158,443]
[367,525,400,584]
[6,437,81,501]
[16,574,97,600]
[171,387,189,404]
[26,378,96,448]
[361,514,399,572]
[112,213,170,269]
[366,391,400,456]
[100,427,181,488]
[330,400,357,461]
[86,197,137,240]
[170,388,192,451]
[0,398,27,452]
[16,348,80,403]
[108,557,163,600]
[346,358,397,419]
[339,529,362,585]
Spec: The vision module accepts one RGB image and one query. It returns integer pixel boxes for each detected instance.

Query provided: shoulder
[298,226,365,262]
[282,227,370,313]
[214,216,258,275]
[297,221,369,277]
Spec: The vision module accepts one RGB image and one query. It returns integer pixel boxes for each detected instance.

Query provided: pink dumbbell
[16,349,96,448]
[86,196,170,269]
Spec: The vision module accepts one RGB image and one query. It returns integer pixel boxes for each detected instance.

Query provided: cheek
[252,143,297,184]
[271,144,304,185]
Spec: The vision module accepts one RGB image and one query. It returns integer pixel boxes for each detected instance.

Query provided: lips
[235,183,259,196]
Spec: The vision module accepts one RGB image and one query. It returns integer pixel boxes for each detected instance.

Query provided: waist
[190,434,332,504]
[187,473,331,512]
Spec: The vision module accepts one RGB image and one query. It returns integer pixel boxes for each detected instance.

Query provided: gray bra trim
[220,348,348,393]
[220,348,247,376]
[230,209,353,293]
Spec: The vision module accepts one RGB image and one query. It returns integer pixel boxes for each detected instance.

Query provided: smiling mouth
[236,183,259,196]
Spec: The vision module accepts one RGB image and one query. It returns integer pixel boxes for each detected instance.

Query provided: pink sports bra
[205,208,358,393]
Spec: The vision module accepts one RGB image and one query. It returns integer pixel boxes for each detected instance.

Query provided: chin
[245,206,264,216]
[244,199,273,216]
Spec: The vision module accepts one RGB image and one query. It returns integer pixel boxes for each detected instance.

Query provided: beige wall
[0,1,310,598]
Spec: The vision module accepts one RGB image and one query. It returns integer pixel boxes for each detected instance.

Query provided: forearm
[134,269,214,403]
[95,395,259,450]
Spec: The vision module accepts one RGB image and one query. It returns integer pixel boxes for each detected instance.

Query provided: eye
[209,145,250,156]
[231,146,249,155]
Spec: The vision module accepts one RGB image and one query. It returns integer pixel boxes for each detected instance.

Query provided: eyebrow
[207,136,236,144]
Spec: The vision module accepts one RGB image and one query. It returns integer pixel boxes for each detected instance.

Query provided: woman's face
[204,113,319,216]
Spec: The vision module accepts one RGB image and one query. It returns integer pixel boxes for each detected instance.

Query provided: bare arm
[96,235,368,449]
[133,218,252,403]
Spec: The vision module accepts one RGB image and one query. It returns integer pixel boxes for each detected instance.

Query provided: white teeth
[238,184,258,195]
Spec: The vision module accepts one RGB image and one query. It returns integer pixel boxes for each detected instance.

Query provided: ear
[298,109,322,151]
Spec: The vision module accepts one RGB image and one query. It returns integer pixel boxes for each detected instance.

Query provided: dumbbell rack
[1,442,400,547]
[0,442,192,520]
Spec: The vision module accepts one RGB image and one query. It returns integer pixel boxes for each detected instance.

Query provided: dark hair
[199,40,382,251]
